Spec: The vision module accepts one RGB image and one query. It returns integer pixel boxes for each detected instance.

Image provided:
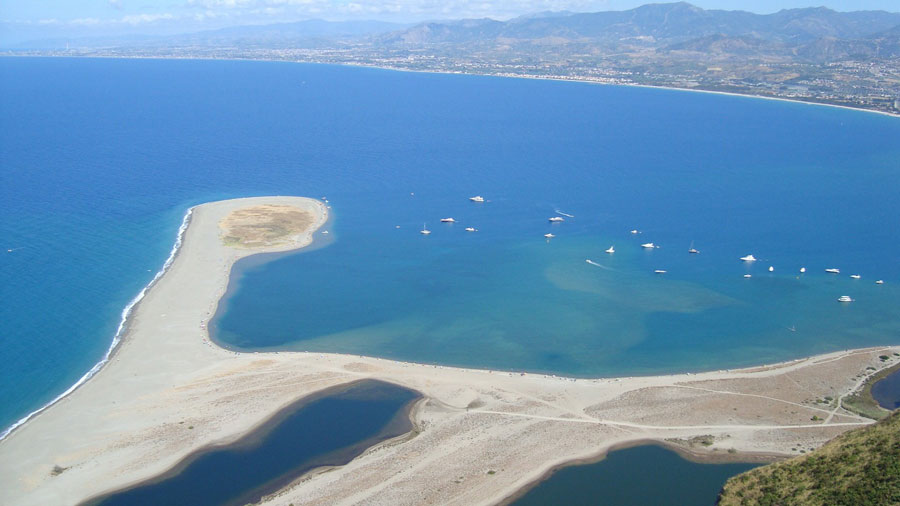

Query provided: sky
[2,0,899,44]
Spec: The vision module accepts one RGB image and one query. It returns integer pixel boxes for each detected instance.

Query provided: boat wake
[0,207,195,442]
[585,259,615,271]
[555,209,575,218]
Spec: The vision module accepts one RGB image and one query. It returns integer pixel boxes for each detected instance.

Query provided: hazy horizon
[3,1,899,47]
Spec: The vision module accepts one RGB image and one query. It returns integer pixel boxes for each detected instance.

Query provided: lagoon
[510,444,760,506]
[87,380,419,506]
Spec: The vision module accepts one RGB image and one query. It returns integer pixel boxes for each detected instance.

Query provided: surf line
[0,207,195,442]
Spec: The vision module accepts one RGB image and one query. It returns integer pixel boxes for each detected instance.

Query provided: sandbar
[0,195,897,506]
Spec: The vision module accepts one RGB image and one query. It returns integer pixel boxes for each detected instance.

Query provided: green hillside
[718,411,900,506]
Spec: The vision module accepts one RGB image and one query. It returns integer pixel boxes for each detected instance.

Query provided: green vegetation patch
[842,362,900,421]
[718,410,900,506]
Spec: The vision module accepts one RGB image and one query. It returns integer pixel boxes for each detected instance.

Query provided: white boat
[544,233,555,238]
[630,229,640,234]
[548,217,564,223]
[469,196,485,202]
[743,274,752,278]
[740,254,757,262]
[825,268,840,274]
[420,223,431,235]
[465,227,476,232]
[654,269,667,274]
[876,280,884,284]
[800,267,806,273]
[769,266,774,272]
[641,243,656,249]
[837,295,854,302]
[688,241,699,254]
[850,274,861,279]
[605,246,615,254]
[440,217,455,223]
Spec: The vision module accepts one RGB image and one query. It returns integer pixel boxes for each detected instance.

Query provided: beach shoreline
[6,54,899,120]
[1,195,897,506]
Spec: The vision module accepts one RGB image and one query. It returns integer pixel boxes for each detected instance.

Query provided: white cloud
[179,0,614,20]
[121,13,175,25]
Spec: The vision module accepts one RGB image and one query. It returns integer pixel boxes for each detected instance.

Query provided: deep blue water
[2,56,900,435]
[510,444,760,506]
[90,380,419,506]
[872,367,900,410]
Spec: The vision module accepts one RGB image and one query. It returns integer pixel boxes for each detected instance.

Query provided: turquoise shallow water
[2,56,899,434]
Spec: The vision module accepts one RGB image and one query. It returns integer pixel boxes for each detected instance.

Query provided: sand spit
[0,196,896,506]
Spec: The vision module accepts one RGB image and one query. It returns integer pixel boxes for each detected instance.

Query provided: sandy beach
[0,195,896,506]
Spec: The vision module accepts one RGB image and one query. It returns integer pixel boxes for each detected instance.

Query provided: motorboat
[630,229,640,234]
[548,217,564,222]
[440,218,455,223]
[469,196,485,202]
[825,268,840,274]
[544,233,555,238]
[740,254,757,262]
[605,246,615,254]
[800,267,806,273]
[876,280,884,284]
[769,266,774,272]
[837,295,854,302]
[743,274,752,278]
[654,270,667,274]
[850,274,861,279]
[465,227,476,232]
[641,243,656,249]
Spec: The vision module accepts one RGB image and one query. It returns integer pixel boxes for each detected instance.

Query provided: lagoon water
[90,380,419,506]
[511,444,759,506]
[2,57,900,435]
[872,368,900,410]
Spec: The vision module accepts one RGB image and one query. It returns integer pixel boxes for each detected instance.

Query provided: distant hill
[717,410,900,505]
[374,2,900,58]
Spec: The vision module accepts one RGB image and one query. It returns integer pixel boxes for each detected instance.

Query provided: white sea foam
[0,207,195,442]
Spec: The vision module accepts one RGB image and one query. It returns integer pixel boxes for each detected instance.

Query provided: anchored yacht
[548,217,564,223]
[605,246,615,254]
[440,218,455,223]
[420,223,431,235]
[641,243,656,249]
[837,295,854,302]
[825,268,840,274]
[469,196,485,203]
[740,254,757,262]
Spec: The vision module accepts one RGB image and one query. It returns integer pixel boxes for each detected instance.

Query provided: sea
[2,56,899,437]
